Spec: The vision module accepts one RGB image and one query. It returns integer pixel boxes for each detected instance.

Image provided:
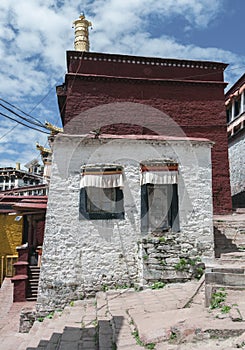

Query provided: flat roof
[57,133,213,144]
[225,73,245,97]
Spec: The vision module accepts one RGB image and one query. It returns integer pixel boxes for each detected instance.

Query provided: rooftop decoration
[45,121,63,135]
[73,13,92,52]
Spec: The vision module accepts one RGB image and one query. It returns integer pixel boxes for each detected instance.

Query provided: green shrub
[150,281,165,290]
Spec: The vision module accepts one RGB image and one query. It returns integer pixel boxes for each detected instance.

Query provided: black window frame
[234,98,241,118]
[141,183,179,233]
[80,186,124,220]
[226,106,232,124]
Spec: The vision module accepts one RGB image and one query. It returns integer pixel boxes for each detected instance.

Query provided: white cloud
[0,0,235,103]
[0,117,48,167]
[89,0,223,33]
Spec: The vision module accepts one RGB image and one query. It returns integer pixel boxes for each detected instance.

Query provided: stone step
[28,277,39,281]
[25,334,61,350]
[26,297,38,302]
[129,306,245,344]
[28,274,40,279]
[27,288,38,293]
[27,266,40,301]
[218,260,245,266]
[22,283,203,349]
[24,309,99,349]
[206,272,245,287]
[29,270,40,275]
[27,291,38,297]
[27,292,38,297]
[220,252,245,260]
[211,267,245,274]
[27,300,96,339]
[28,280,38,287]
[27,290,38,300]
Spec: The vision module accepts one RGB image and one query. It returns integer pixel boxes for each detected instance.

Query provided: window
[140,160,179,233]
[79,165,124,220]
[226,106,232,123]
[80,186,124,219]
[234,98,241,118]
[141,184,179,233]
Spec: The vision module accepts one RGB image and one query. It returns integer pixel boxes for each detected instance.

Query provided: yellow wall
[0,214,22,257]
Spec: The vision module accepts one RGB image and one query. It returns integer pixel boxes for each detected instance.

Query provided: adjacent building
[226,73,245,208]
[0,195,47,301]
[0,162,43,192]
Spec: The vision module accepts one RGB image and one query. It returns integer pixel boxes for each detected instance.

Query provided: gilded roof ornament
[45,121,64,135]
[36,143,52,154]
[73,13,92,52]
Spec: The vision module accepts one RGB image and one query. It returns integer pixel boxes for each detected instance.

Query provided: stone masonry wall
[37,135,213,310]
[140,234,206,284]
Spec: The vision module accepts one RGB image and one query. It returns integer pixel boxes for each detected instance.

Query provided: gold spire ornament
[73,13,92,52]
[45,121,64,135]
[36,143,52,154]
[36,143,52,183]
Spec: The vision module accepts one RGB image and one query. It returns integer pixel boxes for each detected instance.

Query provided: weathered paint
[0,214,22,280]
[0,214,22,257]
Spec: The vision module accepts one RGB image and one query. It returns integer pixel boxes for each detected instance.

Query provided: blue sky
[0,0,244,168]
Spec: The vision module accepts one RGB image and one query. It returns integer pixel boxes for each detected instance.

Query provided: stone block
[49,332,62,344]
[61,327,83,342]
[205,272,245,286]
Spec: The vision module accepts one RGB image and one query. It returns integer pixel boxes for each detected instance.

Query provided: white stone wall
[37,135,214,310]
[229,133,245,196]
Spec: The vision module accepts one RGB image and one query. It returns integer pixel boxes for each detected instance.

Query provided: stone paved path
[1,278,245,349]
[0,279,35,350]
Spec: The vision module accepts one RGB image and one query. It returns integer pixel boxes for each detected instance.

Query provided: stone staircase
[205,251,245,307]
[214,214,245,258]
[18,293,141,350]
[26,267,40,302]
[2,280,245,349]
[16,281,202,350]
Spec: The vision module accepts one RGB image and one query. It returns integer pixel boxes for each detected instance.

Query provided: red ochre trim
[141,165,178,172]
[13,262,28,266]
[13,203,47,210]
[81,171,123,176]
[11,275,28,281]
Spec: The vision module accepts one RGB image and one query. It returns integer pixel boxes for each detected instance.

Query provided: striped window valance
[80,165,124,188]
[140,160,178,185]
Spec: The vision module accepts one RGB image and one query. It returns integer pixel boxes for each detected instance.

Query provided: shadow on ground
[26,315,124,350]
[214,227,239,258]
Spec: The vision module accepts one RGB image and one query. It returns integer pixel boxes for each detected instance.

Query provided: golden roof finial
[36,143,52,154]
[73,13,92,52]
[45,121,64,135]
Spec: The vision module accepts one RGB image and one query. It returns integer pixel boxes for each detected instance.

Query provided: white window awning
[140,160,178,185]
[80,165,124,188]
[140,171,178,185]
